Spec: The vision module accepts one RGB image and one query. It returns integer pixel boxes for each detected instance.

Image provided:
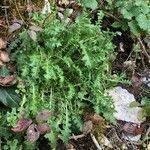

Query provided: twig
[90,133,102,150]
[103,11,121,23]
[14,0,27,25]
[0,23,7,28]
[0,5,9,8]
[69,134,85,140]
[137,37,150,62]
[4,0,9,26]
[140,51,146,69]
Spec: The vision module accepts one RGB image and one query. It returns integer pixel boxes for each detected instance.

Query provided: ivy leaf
[121,8,133,20]
[81,0,98,10]
[136,14,150,33]
[0,87,20,107]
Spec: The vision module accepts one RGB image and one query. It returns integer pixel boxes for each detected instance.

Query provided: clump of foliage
[101,0,150,37]
[6,12,122,147]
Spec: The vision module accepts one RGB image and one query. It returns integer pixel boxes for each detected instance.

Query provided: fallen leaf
[11,118,32,132]
[36,110,52,122]
[0,51,10,62]
[0,75,17,86]
[123,123,143,136]
[131,74,142,96]
[90,113,105,125]
[66,143,76,150]
[57,0,69,6]
[0,86,20,107]
[42,0,51,14]
[123,60,136,69]
[28,30,37,41]
[82,120,93,135]
[27,124,40,143]
[37,124,51,134]
[8,23,22,33]
[12,19,23,25]
[0,38,7,49]
[99,134,113,149]
[131,74,142,88]
[58,12,64,21]
[29,25,43,32]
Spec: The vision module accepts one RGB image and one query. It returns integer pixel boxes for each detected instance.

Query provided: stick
[69,134,85,140]
[90,133,102,150]
[4,0,9,26]
[137,37,150,62]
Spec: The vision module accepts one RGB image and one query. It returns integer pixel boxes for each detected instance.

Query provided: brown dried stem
[137,37,150,63]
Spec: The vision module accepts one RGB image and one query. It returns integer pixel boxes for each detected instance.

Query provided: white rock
[107,86,145,124]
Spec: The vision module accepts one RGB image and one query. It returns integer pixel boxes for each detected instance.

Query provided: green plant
[7,12,126,147]
[109,0,150,37]
[0,67,20,107]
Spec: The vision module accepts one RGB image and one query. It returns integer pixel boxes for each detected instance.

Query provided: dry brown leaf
[90,113,105,125]
[84,113,105,125]
[36,110,52,122]
[11,118,32,133]
[37,124,51,134]
[82,120,93,135]
[131,75,142,88]
[8,23,22,33]
[0,38,7,49]
[98,134,113,149]
[0,51,10,62]
[123,123,143,136]
[0,75,17,86]
[131,74,142,96]
[28,30,37,41]
[27,124,40,143]
[12,19,23,25]
[123,60,136,69]
[29,25,43,32]
[66,143,76,150]
[57,0,69,6]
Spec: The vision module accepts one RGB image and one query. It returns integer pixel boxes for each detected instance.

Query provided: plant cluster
[110,0,150,37]
[0,0,149,149]
[2,12,124,148]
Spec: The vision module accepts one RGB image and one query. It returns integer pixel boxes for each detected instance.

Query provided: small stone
[107,86,145,124]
